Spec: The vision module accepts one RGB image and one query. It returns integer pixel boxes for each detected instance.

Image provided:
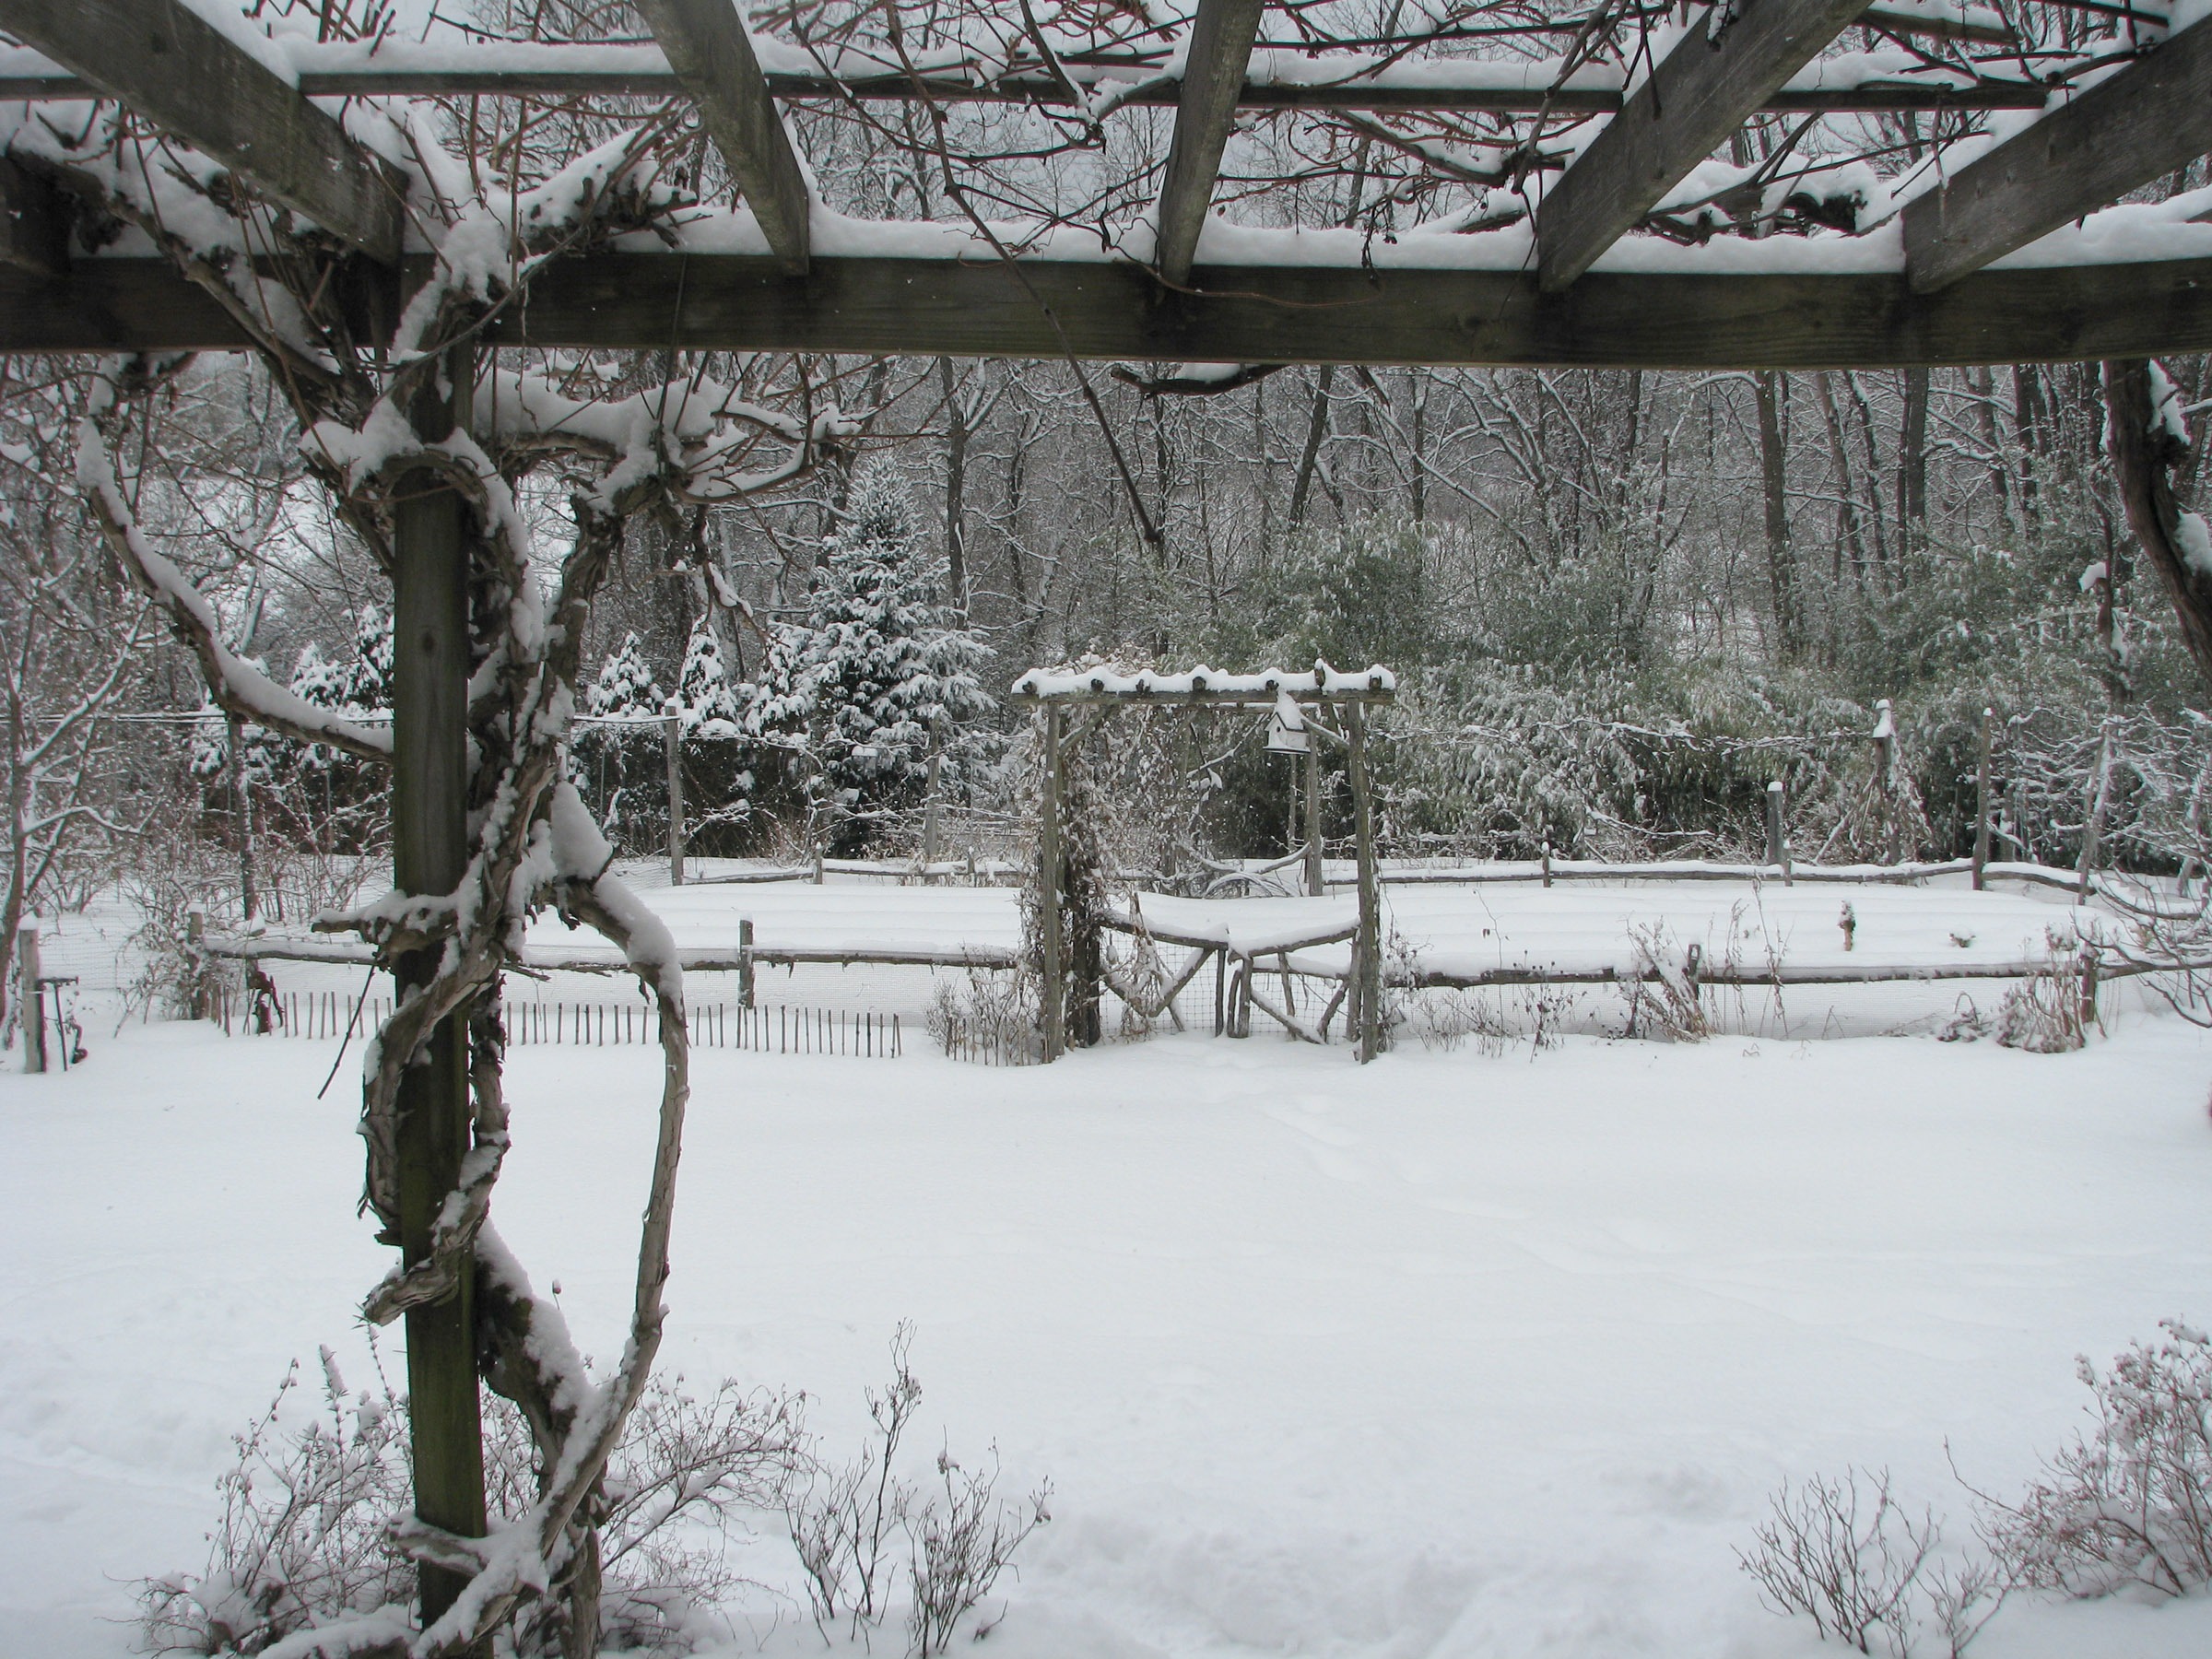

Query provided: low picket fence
[216,985,901,1058]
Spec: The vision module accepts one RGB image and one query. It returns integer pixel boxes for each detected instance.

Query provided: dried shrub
[1736,1467,1937,1656]
[927,967,1039,1064]
[786,1325,1052,1656]
[1979,1320,2212,1599]
[1994,937,2093,1053]
[140,1355,806,1657]
[1622,923,1711,1042]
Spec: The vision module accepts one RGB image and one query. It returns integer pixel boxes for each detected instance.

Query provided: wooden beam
[0,58,2059,115]
[1535,0,1873,291]
[0,0,401,263]
[1154,0,1267,287]
[1903,25,2212,294]
[630,0,810,275]
[10,249,2212,366]
[0,156,67,275]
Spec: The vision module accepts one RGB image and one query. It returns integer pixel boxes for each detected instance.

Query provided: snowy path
[5,1016,2211,1656]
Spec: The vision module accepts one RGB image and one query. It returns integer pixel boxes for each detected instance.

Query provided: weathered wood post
[1302,739,1324,896]
[1344,698,1384,1062]
[737,918,755,1008]
[185,910,207,1019]
[16,924,42,1073]
[1039,705,1065,1061]
[391,347,487,1631]
[1972,705,1994,890]
[1872,698,1899,864]
[1764,780,1791,881]
[2079,716,2116,902]
[227,711,256,922]
[664,705,686,886]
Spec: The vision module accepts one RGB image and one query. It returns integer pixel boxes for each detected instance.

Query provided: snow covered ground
[4,876,2210,1657]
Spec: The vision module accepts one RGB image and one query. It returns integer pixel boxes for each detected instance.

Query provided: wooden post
[1212,945,1226,1036]
[1541,841,1552,888]
[227,711,256,922]
[1872,699,1899,865]
[2080,717,2116,902]
[664,707,686,887]
[390,346,487,1632]
[1972,705,1994,890]
[1764,781,1787,875]
[737,917,755,1008]
[16,924,42,1073]
[185,910,206,1019]
[1344,700,1384,1063]
[1039,706,1065,1062]
[1302,741,1324,896]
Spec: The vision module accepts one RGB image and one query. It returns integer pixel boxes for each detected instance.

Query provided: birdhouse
[1266,689,1309,755]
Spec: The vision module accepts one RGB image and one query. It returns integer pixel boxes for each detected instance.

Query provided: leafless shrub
[1736,1466,1937,1655]
[1922,1557,2007,1659]
[1978,1320,2212,1599]
[1408,986,1511,1053]
[138,1349,411,1656]
[786,1324,924,1639]
[906,1447,1052,1659]
[1994,937,2092,1053]
[141,1355,808,1657]
[785,1325,1053,1656]
[1622,924,1711,1042]
[926,967,1039,1064]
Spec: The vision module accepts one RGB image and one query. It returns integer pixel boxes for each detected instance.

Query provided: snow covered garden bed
[4,877,2210,1656]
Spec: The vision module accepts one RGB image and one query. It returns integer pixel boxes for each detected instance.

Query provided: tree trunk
[1898,366,1929,559]
[939,358,969,618]
[1754,371,1799,654]
[2104,359,2212,688]
[1288,365,1335,530]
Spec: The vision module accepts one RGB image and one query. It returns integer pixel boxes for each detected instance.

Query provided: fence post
[1344,699,1385,1062]
[737,918,755,1008]
[185,910,207,1019]
[2079,717,2116,902]
[1541,840,1552,888]
[1972,705,1994,890]
[1764,780,1789,878]
[664,707,686,887]
[1872,698,1899,864]
[17,925,43,1073]
[1303,741,1324,896]
[1039,705,1065,1061]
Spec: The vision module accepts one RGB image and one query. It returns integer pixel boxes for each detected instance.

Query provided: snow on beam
[1902,23,2212,294]
[1535,0,1877,293]
[1154,0,1267,288]
[12,252,2212,366]
[630,0,811,276]
[0,0,403,264]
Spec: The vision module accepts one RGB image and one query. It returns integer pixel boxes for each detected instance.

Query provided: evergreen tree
[744,465,991,832]
[585,630,665,717]
[677,625,742,733]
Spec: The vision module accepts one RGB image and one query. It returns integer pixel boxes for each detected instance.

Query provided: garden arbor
[3,0,2211,1649]
[1012,663,1396,1063]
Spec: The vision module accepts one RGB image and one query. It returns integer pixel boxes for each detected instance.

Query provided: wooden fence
[215,985,900,1057]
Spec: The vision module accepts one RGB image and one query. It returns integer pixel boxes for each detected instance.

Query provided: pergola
[3,1,2205,1649]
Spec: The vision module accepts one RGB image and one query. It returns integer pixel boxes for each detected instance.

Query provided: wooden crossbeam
[0,0,402,263]
[1902,23,2212,293]
[1154,0,1267,287]
[6,251,2212,366]
[630,0,810,276]
[0,61,2055,115]
[1536,0,1874,291]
